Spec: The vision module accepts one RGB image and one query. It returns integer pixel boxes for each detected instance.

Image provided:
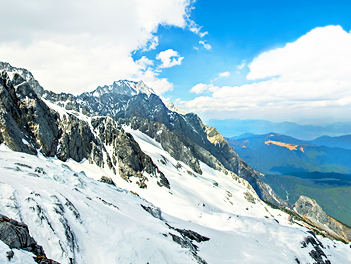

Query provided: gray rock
[0,214,44,256]
[295,196,328,223]
[300,235,330,264]
[98,176,115,186]
[6,250,14,260]
[167,224,210,243]
[295,196,351,242]
[141,204,163,220]
[91,116,170,188]
[0,71,60,157]
[0,62,45,97]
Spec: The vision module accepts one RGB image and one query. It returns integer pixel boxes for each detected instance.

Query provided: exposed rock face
[0,213,60,263]
[91,116,170,189]
[0,70,93,163]
[295,196,328,223]
[300,233,331,264]
[295,196,351,242]
[0,71,60,156]
[0,66,169,190]
[167,224,209,264]
[56,114,94,162]
[98,176,115,186]
[0,62,45,96]
[0,214,44,255]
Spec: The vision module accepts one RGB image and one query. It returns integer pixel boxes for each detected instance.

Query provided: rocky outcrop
[98,176,116,186]
[91,116,170,189]
[0,62,45,97]
[0,66,169,190]
[56,114,94,162]
[0,70,93,163]
[0,214,60,264]
[300,233,331,264]
[0,214,44,255]
[0,71,60,156]
[295,196,351,243]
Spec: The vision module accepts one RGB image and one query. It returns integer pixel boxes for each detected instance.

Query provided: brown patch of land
[265,140,299,151]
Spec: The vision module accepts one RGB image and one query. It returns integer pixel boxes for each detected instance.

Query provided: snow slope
[0,101,350,263]
[1,136,350,263]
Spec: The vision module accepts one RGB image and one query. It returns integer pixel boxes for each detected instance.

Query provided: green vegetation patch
[260,173,351,226]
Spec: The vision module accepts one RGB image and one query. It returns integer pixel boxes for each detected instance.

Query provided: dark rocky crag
[0,67,169,190]
[0,213,60,263]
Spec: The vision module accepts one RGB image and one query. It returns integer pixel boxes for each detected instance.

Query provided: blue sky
[1,0,351,124]
[133,0,351,96]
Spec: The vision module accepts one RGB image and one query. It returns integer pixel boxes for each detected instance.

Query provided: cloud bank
[156,49,184,68]
[181,26,351,123]
[219,71,230,78]
[0,0,192,95]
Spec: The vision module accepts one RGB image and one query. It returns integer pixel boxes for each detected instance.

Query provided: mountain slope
[310,134,351,150]
[6,62,283,206]
[1,131,351,264]
[207,119,351,140]
[226,133,351,175]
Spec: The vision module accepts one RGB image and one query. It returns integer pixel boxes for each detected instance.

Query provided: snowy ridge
[90,80,155,98]
[0,62,35,83]
[163,100,187,115]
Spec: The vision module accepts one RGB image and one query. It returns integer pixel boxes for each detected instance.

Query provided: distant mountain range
[310,134,351,150]
[226,132,351,226]
[226,133,351,175]
[207,119,351,140]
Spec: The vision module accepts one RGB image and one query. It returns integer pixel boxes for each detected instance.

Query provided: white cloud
[135,68,174,94]
[136,56,154,70]
[181,26,351,122]
[156,49,184,68]
[141,36,159,51]
[187,16,208,37]
[219,71,230,78]
[190,83,219,94]
[199,40,212,50]
[0,0,192,95]
[237,62,246,70]
[199,31,209,38]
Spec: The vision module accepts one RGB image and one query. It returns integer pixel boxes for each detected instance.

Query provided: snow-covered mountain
[1,62,351,264]
[90,80,155,97]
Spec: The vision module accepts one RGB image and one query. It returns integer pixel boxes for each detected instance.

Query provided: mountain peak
[92,79,155,97]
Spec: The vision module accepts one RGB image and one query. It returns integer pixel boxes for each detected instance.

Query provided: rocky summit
[0,62,350,264]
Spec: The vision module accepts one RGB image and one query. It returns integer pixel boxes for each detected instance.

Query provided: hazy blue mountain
[206,119,351,140]
[226,133,351,175]
[310,134,351,150]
